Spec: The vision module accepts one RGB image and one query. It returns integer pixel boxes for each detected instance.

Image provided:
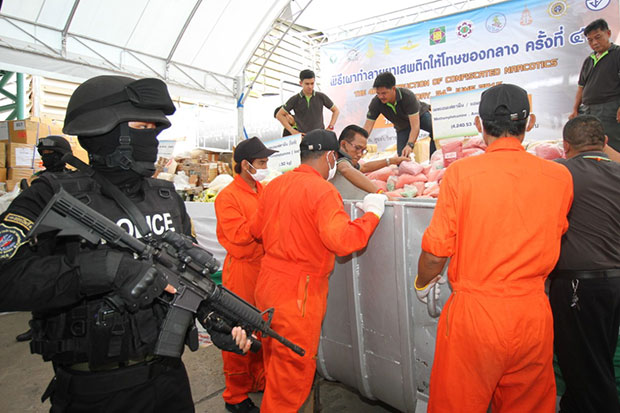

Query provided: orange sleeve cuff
[421,230,454,257]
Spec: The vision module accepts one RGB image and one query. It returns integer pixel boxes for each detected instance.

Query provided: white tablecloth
[184,202,226,269]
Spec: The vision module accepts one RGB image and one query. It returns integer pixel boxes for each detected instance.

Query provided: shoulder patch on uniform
[3,213,34,232]
[0,224,27,260]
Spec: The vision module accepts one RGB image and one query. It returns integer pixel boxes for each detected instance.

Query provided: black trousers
[48,360,195,413]
[549,277,620,413]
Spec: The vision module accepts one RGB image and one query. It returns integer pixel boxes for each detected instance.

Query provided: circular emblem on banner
[585,0,609,11]
[548,0,568,18]
[457,20,474,38]
[346,49,359,61]
[0,224,26,260]
[486,13,506,33]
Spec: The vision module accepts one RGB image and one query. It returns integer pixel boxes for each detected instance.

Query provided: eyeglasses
[347,141,368,155]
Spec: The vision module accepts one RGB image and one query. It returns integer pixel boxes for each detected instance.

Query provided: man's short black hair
[482,107,528,137]
[584,19,609,36]
[234,158,256,174]
[339,125,369,143]
[273,106,281,118]
[300,149,328,162]
[373,72,396,89]
[563,115,605,150]
[300,69,315,81]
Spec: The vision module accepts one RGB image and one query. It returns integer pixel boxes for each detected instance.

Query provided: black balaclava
[78,122,160,187]
[41,152,66,172]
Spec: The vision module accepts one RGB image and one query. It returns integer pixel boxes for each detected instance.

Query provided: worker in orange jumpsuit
[415,84,574,412]
[214,137,277,413]
[250,129,387,412]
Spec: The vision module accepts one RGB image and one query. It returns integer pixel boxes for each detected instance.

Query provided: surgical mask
[248,163,269,182]
[327,152,337,181]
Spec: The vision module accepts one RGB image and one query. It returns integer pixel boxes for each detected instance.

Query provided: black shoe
[15,329,32,342]
[225,398,260,413]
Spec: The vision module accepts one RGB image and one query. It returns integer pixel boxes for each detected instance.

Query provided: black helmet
[63,76,176,137]
[37,135,72,155]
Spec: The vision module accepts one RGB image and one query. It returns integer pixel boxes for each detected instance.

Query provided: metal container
[317,199,450,413]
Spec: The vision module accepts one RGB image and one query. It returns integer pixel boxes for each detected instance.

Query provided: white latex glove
[415,274,446,304]
[355,193,388,219]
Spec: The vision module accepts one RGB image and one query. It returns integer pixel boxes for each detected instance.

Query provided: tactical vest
[30,171,187,368]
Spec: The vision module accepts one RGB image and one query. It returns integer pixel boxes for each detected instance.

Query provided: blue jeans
[396,111,435,156]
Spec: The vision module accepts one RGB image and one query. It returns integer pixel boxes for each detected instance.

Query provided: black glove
[197,303,245,355]
[76,249,168,312]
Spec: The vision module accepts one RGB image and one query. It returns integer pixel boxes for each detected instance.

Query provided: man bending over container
[415,84,573,412]
[250,130,387,412]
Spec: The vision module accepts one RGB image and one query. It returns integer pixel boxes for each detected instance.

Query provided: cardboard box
[0,142,5,168]
[0,119,53,145]
[8,167,34,180]
[7,143,37,168]
[0,167,6,181]
[5,179,19,192]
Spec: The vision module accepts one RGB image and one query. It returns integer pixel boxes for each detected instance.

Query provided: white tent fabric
[0,0,509,146]
[0,0,289,98]
[0,0,508,94]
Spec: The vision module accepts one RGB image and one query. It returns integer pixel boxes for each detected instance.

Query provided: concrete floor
[0,312,400,413]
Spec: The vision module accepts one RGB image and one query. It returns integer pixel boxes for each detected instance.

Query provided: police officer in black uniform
[0,75,250,412]
[15,135,74,342]
[37,135,73,173]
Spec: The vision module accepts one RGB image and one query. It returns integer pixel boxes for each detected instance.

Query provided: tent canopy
[0,0,505,99]
[0,0,290,99]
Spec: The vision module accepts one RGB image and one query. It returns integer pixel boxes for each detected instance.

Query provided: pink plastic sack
[441,140,464,167]
[535,143,564,160]
[423,184,441,198]
[463,148,485,158]
[413,182,426,196]
[367,166,396,181]
[430,149,444,163]
[398,160,424,176]
[396,173,428,189]
[371,179,388,192]
[385,190,403,198]
[427,166,445,182]
[463,137,487,150]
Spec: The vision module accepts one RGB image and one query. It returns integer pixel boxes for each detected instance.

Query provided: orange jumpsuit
[214,174,265,404]
[422,137,573,412]
[250,164,380,412]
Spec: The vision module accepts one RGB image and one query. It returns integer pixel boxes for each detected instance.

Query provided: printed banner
[320,0,620,147]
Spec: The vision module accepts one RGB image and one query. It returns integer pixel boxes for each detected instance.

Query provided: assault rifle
[27,188,305,358]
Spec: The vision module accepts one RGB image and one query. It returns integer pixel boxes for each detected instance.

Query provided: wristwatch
[326,125,334,130]
[407,142,415,149]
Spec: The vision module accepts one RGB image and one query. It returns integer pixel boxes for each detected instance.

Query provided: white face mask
[326,152,337,181]
[247,163,269,182]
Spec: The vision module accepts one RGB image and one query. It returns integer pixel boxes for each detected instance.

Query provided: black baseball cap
[479,84,530,121]
[233,137,277,163]
[300,129,339,152]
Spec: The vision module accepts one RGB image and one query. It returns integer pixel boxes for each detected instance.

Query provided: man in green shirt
[276,69,340,134]
[570,18,620,152]
[364,72,434,157]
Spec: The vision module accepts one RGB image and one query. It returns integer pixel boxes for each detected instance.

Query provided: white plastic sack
[0,186,21,215]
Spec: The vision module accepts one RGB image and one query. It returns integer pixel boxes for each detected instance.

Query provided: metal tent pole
[16,72,26,119]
